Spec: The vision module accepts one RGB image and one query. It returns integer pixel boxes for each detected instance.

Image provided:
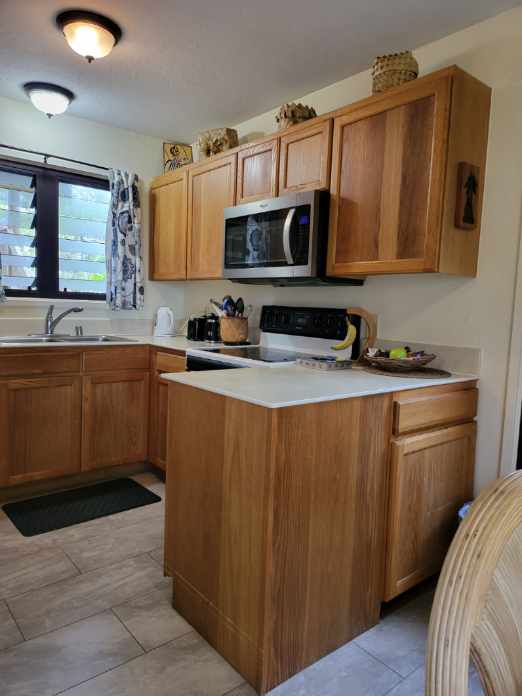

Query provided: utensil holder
[219,317,248,344]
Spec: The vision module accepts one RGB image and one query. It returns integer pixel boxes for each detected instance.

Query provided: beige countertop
[0,335,224,351]
[162,364,477,409]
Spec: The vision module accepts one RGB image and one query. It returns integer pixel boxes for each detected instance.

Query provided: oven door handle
[283,207,296,265]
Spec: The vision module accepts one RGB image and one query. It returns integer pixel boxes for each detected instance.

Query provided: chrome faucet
[44,304,84,335]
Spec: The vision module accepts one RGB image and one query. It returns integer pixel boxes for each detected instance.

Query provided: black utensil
[222,296,236,317]
[236,297,245,317]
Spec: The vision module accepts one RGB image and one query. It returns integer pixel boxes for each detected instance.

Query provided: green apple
[389,347,408,359]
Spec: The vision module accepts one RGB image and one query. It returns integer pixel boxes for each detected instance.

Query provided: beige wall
[0,96,186,332]
[184,7,522,493]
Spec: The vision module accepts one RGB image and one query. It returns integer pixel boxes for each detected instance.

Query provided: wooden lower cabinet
[149,377,169,470]
[82,370,149,471]
[166,384,392,693]
[149,352,186,470]
[0,376,82,486]
[384,422,476,600]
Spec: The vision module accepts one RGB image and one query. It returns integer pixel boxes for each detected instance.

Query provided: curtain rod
[0,143,110,172]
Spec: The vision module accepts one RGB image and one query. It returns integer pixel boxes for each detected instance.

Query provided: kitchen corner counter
[162,364,478,408]
[134,336,226,351]
[0,335,224,351]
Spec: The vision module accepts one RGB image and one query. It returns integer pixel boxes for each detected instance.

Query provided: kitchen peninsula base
[166,384,392,693]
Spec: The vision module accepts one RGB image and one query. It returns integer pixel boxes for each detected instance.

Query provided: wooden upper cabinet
[0,376,82,486]
[328,76,450,276]
[237,138,279,203]
[187,154,237,279]
[150,170,188,280]
[328,69,490,277]
[279,119,332,195]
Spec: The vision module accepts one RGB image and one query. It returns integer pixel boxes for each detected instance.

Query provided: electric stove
[186,305,362,370]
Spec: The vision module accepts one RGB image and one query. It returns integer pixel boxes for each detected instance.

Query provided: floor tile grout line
[53,630,197,696]
[380,666,425,696]
[110,579,172,615]
[353,642,407,679]
[52,650,147,696]
[60,547,84,575]
[63,545,165,575]
[109,607,148,653]
[1,598,26,645]
[111,602,195,656]
[2,550,160,604]
[148,549,164,568]
[3,572,172,646]
[0,607,112,654]
[0,565,79,606]
[221,681,252,696]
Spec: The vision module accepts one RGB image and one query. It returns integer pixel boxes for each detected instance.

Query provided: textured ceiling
[0,0,519,142]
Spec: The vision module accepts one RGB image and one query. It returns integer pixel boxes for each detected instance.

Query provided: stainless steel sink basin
[0,335,137,344]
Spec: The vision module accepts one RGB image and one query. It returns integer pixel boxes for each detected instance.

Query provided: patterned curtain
[105,170,144,310]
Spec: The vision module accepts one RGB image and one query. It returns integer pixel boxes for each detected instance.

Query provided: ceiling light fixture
[56,9,122,63]
[23,82,75,118]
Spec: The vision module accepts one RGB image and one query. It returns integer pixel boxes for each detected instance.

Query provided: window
[0,160,110,300]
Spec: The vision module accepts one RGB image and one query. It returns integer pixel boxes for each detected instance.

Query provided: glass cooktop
[205,346,319,363]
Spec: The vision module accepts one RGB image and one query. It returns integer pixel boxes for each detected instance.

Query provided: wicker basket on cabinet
[371,51,419,93]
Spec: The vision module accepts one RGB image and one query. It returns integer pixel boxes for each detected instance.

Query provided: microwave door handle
[283,208,296,265]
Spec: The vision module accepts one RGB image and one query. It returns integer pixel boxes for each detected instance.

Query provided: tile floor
[0,471,484,696]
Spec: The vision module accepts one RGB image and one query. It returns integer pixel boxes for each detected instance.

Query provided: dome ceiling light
[56,9,122,63]
[23,82,75,118]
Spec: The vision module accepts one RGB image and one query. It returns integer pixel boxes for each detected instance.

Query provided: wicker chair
[427,471,522,695]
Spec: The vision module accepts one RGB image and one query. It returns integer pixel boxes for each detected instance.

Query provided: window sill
[2,296,107,307]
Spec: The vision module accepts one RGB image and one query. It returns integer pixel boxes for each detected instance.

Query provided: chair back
[427,471,522,695]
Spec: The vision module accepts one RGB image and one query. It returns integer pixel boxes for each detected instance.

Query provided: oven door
[186,355,245,371]
[223,191,320,279]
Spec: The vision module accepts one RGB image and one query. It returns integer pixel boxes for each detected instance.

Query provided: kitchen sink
[0,335,137,344]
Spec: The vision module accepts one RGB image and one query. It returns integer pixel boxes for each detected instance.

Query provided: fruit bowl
[366,353,437,372]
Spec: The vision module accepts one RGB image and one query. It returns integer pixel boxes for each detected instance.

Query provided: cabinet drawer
[155,351,186,373]
[0,351,81,377]
[393,387,478,435]
[83,346,149,372]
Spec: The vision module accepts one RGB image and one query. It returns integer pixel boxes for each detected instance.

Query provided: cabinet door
[237,138,279,203]
[150,376,169,471]
[149,352,186,470]
[279,120,332,194]
[150,171,188,280]
[0,376,82,486]
[187,154,237,279]
[82,371,149,471]
[328,76,451,276]
[385,422,476,600]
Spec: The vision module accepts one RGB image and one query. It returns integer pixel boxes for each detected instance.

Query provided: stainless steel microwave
[223,190,329,280]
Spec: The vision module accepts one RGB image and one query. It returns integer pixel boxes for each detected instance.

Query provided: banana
[331,320,357,351]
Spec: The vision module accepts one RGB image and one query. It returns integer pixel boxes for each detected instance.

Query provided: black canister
[204,316,221,342]
[187,315,209,341]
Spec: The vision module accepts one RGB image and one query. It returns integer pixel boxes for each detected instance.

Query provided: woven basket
[371,51,419,94]
[366,353,436,372]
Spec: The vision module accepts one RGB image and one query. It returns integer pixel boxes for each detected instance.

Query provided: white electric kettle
[153,307,175,336]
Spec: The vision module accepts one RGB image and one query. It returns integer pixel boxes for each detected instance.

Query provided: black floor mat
[2,478,161,537]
